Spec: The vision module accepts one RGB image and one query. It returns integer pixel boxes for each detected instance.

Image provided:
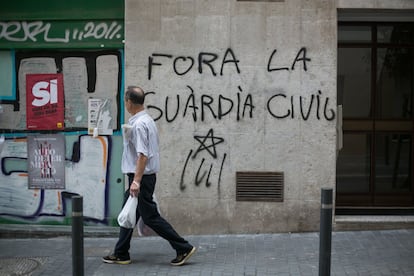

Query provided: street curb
[0,224,119,238]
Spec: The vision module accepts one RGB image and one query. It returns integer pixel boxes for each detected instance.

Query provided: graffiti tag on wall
[0,49,122,224]
[0,135,110,223]
[0,21,124,45]
[146,48,335,123]
[145,47,336,194]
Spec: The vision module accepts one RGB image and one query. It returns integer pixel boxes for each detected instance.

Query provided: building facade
[0,0,413,235]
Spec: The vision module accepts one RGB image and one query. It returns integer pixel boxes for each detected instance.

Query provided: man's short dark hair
[125,86,145,105]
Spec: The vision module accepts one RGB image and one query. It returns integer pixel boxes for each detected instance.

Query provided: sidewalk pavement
[0,229,413,276]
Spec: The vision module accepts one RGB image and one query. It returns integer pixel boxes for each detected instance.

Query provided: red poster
[26,74,65,130]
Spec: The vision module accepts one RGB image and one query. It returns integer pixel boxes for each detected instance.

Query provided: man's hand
[130,180,140,197]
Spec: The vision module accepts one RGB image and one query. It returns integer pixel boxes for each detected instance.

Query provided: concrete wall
[125,0,338,234]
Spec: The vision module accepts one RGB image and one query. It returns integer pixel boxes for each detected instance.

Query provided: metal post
[319,188,333,276]
[72,196,84,276]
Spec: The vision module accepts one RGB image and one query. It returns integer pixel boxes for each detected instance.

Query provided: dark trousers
[114,173,192,258]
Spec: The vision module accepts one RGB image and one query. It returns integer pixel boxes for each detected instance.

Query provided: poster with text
[28,134,65,189]
[88,98,113,136]
[26,74,64,130]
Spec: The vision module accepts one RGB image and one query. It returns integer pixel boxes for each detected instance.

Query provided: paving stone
[0,229,413,275]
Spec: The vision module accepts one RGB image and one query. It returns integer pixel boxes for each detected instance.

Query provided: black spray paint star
[192,128,224,159]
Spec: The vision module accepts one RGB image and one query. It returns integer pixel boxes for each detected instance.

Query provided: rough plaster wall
[125,0,337,234]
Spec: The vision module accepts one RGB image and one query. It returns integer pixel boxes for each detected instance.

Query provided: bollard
[72,196,84,276]
[319,188,333,276]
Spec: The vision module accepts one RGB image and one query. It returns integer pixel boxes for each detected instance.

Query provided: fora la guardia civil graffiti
[145,47,336,123]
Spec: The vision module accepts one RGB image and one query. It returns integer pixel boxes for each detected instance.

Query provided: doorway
[336,22,414,213]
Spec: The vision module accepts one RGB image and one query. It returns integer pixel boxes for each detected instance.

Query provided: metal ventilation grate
[236,171,284,202]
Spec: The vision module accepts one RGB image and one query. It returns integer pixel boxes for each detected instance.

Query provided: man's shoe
[102,254,131,265]
[170,246,196,266]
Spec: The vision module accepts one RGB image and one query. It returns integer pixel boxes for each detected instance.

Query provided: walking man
[103,86,196,266]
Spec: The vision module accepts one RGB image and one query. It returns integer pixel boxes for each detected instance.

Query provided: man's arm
[130,153,147,197]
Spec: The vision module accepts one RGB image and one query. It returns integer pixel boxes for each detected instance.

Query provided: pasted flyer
[28,134,65,189]
[88,98,113,136]
[26,74,65,130]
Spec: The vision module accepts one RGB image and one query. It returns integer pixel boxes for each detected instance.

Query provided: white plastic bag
[121,124,133,144]
[117,195,138,228]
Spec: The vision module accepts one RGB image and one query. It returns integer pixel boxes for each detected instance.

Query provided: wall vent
[236,171,284,202]
[237,0,284,2]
